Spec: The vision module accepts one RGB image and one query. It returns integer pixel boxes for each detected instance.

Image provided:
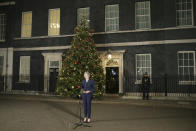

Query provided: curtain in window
[48,9,60,36]
[19,56,30,82]
[21,12,32,37]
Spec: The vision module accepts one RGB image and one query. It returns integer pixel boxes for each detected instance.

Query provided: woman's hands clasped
[83,90,91,94]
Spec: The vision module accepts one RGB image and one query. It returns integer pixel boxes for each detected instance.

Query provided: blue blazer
[82,79,95,93]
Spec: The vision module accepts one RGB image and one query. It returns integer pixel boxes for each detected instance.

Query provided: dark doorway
[106,67,119,94]
[49,68,59,93]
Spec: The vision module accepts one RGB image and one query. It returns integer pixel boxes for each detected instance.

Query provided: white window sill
[135,28,151,31]
[176,25,194,29]
[17,80,30,84]
[21,37,32,39]
[105,30,119,33]
[48,34,60,37]
[178,81,196,85]
[135,80,142,84]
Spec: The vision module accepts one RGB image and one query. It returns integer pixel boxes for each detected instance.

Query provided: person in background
[142,72,150,100]
[81,71,95,123]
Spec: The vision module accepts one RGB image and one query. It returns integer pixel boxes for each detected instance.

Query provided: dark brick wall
[12,51,45,91]
[0,3,15,47]
[0,0,195,47]
[7,0,195,48]
[0,0,196,91]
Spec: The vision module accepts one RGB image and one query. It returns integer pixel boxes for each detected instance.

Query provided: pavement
[0,94,196,131]
[1,94,196,110]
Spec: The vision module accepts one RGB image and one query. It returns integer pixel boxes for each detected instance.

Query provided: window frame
[0,56,4,75]
[49,60,60,69]
[135,53,152,84]
[77,7,90,26]
[48,8,60,36]
[177,51,196,85]
[176,0,194,27]
[19,56,30,83]
[135,1,151,30]
[105,4,119,32]
[21,11,32,38]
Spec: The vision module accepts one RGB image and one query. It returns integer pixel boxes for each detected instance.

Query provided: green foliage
[56,17,105,99]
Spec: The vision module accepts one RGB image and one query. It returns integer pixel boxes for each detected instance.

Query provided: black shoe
[87,118,91,123]
[83,118,87,123]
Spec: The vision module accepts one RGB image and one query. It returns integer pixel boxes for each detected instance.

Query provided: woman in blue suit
[81,71,95,123]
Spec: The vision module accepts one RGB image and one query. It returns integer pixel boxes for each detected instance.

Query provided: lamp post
[107,49,112,60]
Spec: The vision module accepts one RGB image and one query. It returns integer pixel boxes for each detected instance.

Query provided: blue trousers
[82,92,92,118]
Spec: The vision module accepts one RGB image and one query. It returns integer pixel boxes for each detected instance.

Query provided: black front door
[0,75,4,92]
[49,68,59,93]
[106,67,119,94]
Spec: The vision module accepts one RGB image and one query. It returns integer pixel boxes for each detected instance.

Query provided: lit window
[21,12,32,37]
[19,56,30,83]
[135,1,151,29]
[105,4,119,32]
[48,8,60,36]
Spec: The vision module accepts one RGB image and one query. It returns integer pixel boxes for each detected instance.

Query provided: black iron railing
[124,75,196,96]
[0,75,196,97]
[0,75,4,92]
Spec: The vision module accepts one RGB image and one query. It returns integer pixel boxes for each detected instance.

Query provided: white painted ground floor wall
[0,48,13,92]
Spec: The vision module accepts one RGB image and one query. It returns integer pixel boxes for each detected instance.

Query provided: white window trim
[49,60,60,69]
[177,51,196,85]
[21,11,32,38]
[48,8,60,36]
[19,56,30,83]
[176,0,194,27]
[105,4,119,32]
[135,1,151,30]
[0,13,6,42]
[0,1,15,6]
[0,55,4,76]
[0,49,8,77]
[42,53,62,93]
[179,81,196,85]
[135,53,152,84]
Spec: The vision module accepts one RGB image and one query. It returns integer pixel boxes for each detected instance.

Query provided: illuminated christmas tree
[57,17,105,98]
